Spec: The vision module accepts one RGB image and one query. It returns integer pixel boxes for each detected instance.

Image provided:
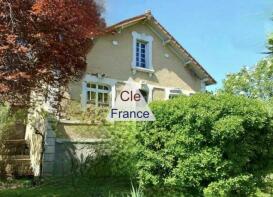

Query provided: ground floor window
[168,89,182,99]
[86,82,111,107]
[169,94,180,99]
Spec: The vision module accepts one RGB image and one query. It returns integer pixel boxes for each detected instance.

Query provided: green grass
[1,177,272,197]
[0,177,132,197]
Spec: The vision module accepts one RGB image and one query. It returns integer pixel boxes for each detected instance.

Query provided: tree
[266,34,273,54]
[0,0,105,106]
[220,58,273,100]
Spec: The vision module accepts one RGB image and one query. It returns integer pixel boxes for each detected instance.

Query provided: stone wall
[25,106,46,177]
[26,101,108,177]
[42,123,56,176]
[53,139,107,176]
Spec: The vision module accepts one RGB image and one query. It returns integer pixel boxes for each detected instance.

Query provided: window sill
[131,66,155,77]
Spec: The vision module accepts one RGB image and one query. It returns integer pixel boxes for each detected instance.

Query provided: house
[68,10,216,110]
[23,11,216,177]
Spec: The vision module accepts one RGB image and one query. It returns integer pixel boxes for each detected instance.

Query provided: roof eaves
[149,16,216,85]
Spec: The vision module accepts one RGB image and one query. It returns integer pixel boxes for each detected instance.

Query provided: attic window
[132,31,153,71]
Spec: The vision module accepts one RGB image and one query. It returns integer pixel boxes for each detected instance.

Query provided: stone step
[3,139,29,155]
[5,139,28,144]
[0,138,32,177]
[0,155,30,161]
[1,155,32,177]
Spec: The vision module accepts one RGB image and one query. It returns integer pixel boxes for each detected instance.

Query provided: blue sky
[104,0,273,91]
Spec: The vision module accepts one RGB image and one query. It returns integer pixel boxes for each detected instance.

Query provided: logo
[108,79,156,122]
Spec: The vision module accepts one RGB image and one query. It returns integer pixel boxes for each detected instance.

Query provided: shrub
[72,122,138,179]
[136,93,273,196]
[108,122,138,178]
[57,100,139,180]
[0,103,13,140]
[62,100,109,124]
[0,102,26,145]
[0,103,27,177]
[203,175,256,197]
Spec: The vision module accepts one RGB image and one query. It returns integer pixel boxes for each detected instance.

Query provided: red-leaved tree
[0,0,105,106]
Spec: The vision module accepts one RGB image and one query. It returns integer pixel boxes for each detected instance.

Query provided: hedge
[136,93,273,196]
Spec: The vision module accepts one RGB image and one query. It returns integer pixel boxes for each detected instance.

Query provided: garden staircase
[0,139,33,177]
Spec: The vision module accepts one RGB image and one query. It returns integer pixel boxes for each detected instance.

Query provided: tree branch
[7,3,15,33]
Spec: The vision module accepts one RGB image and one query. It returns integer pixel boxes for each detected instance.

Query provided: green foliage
[64,100,108,124]
[129,183,143,197]
[82,122,138,179]
[58,100,138,179]
[221,58,273,100]
[0,102,26,143]
[267,34,273,54]
[0,102,13,173]
[266,98,273,116]
[0,103,27,177]
[0,103,12,140]
[136,94,273,196]
[0,177,133,197]
[55,124,110,139]
[64,122,138,181]
[108,122,138,178]
[204,175,256,197]
[255,174,273,196]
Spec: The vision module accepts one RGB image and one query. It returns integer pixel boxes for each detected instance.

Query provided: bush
[0,103,13,140]
[107,122,138,178]
[72,122,138,180]
[0,103,27,177]
[203,175,256,197]
[136,93,273,196]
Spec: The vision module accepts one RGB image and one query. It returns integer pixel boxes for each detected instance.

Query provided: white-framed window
[132,31,153,70]
[169,94,180,99]
[81,75,117,110]
[166,88,183,99]
[136,40,148,68]
[86,82,111,107]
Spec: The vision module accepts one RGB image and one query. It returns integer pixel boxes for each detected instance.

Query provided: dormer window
[136,40,148,68]
[132,32,154,72]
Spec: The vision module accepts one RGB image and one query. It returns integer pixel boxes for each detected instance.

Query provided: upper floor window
[86,83,110,107]
[132,31,153,70]
[136,40,148,68]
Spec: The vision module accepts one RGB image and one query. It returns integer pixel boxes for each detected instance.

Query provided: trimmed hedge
[136,94,273,196]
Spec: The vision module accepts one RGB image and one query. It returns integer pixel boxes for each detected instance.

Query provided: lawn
[1,177,273,197]
[0,177,133,197]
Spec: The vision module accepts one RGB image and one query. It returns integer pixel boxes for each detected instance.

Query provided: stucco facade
[68,11,216,109]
